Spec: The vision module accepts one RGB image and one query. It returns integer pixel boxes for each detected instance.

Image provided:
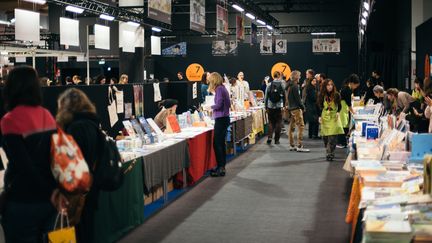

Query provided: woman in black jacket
[56,88,101,242]
[304,78,319,139]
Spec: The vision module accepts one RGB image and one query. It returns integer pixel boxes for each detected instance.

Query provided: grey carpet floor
[119,132,352,243]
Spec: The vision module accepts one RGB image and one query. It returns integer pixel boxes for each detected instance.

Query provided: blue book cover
[131,119,146,140]
[138,117,154,143]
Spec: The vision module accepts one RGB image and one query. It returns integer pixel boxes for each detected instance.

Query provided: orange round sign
[271,62,292,79]
[186,63,205,82]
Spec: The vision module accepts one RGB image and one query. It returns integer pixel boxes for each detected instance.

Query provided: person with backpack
[56,88,123,242]
[265,71,286,144]
[1,66,61,242]
[286,70,310,152]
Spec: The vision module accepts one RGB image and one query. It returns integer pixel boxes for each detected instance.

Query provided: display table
[176,129,217,186]
[93,159,145,243]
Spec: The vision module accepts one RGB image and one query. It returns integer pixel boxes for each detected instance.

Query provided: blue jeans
[2,201,56,243]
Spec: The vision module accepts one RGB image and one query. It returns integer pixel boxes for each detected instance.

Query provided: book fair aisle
[1,0,432,243]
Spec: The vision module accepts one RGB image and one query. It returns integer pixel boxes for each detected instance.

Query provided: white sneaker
[296,146,310,152]
[289,145,297,151]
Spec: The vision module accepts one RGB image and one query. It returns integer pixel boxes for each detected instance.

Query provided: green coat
[320,99,344,136]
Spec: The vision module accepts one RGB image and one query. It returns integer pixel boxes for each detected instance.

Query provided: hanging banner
[312,38,340,53]
[250,23,258,46]
[425,55,430,80]
[216,4,228,36]
[148,0,171,24]
[60,18,80,46]
[190,0,206,33]
[186,63,205,81]
[212,40,237,56]
[119,21,144,53]
[236,15,245,41]
[260,39,273,55]
[271,62,292,80]
[15,9,40,43]
[162,42,187,56]
[151,36,161,55]
[94,24,110,50]
[275,39,287,54]
[119,0,143,7]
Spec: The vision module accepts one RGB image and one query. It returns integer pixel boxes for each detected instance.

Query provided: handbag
[50,127,92,193]
[48,211,77,243]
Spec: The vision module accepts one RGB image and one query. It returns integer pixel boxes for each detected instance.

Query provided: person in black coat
[56,88,102,243]
[304,78,320,139]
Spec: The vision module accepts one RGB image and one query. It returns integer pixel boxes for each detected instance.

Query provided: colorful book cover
[122,120,136,137]
[138,117,154,143]
[146,118,164,136]
[166,114,181,133]
[131,119,146,140]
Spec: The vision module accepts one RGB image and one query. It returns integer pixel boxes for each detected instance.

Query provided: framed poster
[162,42,187,56]
[212,40,237,56]
[275,39,287,54]
[312,38,340,53]
[236,15,245,41]
[216,5,228,35]
[190,0,205,33]
[260,39,273,54]
[148,0,171,24]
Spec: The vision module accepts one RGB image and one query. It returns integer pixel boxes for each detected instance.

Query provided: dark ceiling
[254,0,359,13]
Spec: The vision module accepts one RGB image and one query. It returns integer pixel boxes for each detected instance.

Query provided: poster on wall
[250,23,258,46]
[148,0,171,24]
[275,39,287,54]
[312,38,340,53]
[216,5,229,36]
[212,40,237,56]
[260,39,273,54]
[236,15,245,41]
[94,24,110,50]
[190,0,205,33]
[119,0,143,7]
[151,36,161,55]
[162,42,187,56]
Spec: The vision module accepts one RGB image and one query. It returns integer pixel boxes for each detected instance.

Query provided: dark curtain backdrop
[416,18,432,82]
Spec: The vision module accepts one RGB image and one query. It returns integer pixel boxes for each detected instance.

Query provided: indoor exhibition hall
[0,0,432,242]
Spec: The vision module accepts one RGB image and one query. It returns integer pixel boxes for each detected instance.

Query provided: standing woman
[304,78,319,139]
[1,66,60,242]
[56,88,101,242]
[201,72,210,103]
[318,79,344,161]
[208,72,231,177]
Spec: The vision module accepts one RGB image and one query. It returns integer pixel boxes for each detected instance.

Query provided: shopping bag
[48,211,77,243]
[51,127,92,193]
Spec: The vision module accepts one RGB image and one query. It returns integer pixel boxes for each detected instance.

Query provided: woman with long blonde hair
[208,72,231,177]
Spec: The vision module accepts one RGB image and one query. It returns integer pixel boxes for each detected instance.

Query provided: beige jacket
[425,105,432,133]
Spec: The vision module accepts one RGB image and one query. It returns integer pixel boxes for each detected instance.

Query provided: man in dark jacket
[265,71,286,144]
[286,70,309,152]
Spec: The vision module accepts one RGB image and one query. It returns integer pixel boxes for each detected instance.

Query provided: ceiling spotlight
[127,21,140,27]
[22,0,46,4]
[361,18,367,26]
[152,27,162,32]
[311,32,337,36]
[362,11,368,18]
[232,4,244,12]
[65,5,84,14]
[257,19,266,25]
[10,18,15,23]
[360,29,365,35]
[246,13,255,20]
[363,1,370,11]
[100,14,114,21]
[266,25,273,30]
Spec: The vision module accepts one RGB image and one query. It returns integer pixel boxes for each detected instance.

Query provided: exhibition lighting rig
[228,0,279,29]
[46,0,172,31]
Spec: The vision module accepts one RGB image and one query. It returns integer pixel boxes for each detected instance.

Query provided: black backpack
[93,127,124,191]
[269,82,284,103]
